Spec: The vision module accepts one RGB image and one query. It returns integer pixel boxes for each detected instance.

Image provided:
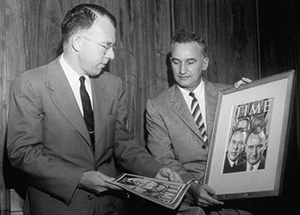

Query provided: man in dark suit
[146,30,252,214]
[235,130,268,172]
[6,4,180,215]
[223,128,247,174]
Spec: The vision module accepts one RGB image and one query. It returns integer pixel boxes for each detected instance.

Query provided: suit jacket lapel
[204,80,220,140]
[91,76,109,146]
[171,85,201,138]
[171,81,220,142]
[46,58,91,146]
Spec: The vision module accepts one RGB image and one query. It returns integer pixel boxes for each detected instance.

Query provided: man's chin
[229,153,237,160]
[89,70,104,78]
[249,159,258,165]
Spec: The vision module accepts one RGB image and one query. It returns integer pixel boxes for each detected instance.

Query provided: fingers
[103,182,123,191]
[196,195,223,207]
[196,199,212,207]
[242,77,252,83]
[193,184,224,207]
[94,186,109,194]
[234,80,244,88]
[201,183,216,195]
[163,168,183,182]
[155,167,169,180]
[195,192,224,207]
[79,171,122,194]
[234,77,252,88]
[155,167,183,182]
[98,171,115,182]
[97,172,122,191]
[172,172,183,183]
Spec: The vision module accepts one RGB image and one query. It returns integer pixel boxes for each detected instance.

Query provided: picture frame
[204,70,296,200]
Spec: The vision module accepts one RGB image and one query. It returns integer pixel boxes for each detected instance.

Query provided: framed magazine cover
[204,70,296,200]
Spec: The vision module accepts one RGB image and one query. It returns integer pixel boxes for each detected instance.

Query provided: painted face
[170,42,209,92]
[245,133,266,165]
[227,131,246,162]
[130,178,158,190]
[77,16,116,77]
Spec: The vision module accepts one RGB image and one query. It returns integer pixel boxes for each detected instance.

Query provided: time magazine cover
[222,98,272,174]
[107,173,191,210]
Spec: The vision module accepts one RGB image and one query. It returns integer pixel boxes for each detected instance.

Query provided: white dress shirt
[59,54,93,115]
[247,161,261,171]
[178,79,207,127]
[228,157,237,167]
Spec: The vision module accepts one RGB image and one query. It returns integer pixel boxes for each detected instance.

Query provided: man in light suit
[6,4,180,215]
[146,30,252,214]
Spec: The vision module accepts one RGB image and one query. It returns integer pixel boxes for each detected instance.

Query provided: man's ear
[71,34,81,52]
[264,141,268,150]
[202,57,209,71]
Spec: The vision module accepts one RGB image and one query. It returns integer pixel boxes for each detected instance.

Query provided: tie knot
[79,76,86,86]
[189,92,196,98]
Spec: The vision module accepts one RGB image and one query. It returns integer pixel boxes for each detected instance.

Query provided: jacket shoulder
[149,85,175,103]
[206,80,231,91]
[13,63,52,92]
[99,71,121,84]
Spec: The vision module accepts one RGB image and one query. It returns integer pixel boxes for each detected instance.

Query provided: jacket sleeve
[112,77,164,178]
[6,75,83,205]
[145,99,197,183]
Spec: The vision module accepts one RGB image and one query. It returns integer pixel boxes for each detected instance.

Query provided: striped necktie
[189,92,208,143]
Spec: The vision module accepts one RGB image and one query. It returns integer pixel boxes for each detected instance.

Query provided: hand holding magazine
[106,173,191,210]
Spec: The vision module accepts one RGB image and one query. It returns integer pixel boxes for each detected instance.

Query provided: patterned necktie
[79,76,95,150]
[189,92,208,143]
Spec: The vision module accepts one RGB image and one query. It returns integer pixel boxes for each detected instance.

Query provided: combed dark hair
[171,29,208,56]
[61,4,116,43]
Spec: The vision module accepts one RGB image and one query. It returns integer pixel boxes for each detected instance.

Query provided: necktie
[79,76,95,150]
[189,92,208,143]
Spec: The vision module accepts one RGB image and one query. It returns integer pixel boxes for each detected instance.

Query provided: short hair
[170,30,208,57]
[229,127,247,142]
[246,130,267,145]
[61,4,116,43]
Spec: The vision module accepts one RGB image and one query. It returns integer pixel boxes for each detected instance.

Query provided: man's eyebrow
[171,57,197,61]
[186,58,197,61]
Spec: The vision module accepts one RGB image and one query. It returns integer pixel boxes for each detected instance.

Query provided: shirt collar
[59,54,89,81]
[247,160,261,171]
[178,78,205,100]
[228,157,237,167]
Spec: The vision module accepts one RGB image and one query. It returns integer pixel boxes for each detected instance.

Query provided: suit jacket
[235,156,266,172]
[146,79,230,183]
[223,152,245,174]
[7,57,163,215]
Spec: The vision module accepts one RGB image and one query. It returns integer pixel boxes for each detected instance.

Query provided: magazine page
[106,173,191,210]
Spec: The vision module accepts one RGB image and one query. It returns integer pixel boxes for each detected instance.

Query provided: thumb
[202,184,216,196]
[97,172,115,182]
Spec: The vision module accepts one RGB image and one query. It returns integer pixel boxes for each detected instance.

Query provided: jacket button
[87,194,94,200]
[202,145,206,149]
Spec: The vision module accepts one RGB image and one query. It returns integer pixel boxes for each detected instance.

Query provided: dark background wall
[257,0,300,213]
[0,0,299,213]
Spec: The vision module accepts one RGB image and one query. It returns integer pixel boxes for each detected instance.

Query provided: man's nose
[105,48,115,60]
[179,64,187,74]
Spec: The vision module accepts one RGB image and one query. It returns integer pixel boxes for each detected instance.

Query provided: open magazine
[106,173,191,210]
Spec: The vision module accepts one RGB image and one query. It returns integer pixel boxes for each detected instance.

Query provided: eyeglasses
[81,36,117,54]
